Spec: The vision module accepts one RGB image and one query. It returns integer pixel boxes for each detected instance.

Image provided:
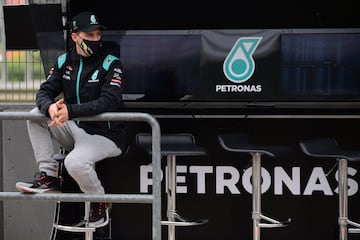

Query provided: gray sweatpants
[27,108,122,194]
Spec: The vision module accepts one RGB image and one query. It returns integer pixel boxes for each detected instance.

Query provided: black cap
[70,11,105,33]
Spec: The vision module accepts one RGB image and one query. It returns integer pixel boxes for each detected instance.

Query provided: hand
[47,100,60,127]
[48,98,69,127]
[56,101,69,127]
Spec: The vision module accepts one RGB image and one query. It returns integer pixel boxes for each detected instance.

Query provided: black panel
[279,33,360,100]
[3,4,63,50]
[102,33,201,101]
[68,0,360,30]
[3,5,38,49]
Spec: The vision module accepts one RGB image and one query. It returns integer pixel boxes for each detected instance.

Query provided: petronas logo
[223,37,262,83]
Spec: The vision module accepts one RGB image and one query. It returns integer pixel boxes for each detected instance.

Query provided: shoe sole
[15,183,59,194]
[88,217,105,227]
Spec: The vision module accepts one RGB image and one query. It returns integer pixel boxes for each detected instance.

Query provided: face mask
[78,37,102,56]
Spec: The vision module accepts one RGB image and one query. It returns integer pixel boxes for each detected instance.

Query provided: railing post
[150,116,162,240]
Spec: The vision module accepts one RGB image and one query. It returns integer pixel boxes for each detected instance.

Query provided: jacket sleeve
[67,56,125,118]
[36,56,65,117]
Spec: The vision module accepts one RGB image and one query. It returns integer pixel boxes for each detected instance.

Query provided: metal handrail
[0,111,162,240]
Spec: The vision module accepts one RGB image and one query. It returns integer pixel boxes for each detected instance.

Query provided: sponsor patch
[110,78,122,88]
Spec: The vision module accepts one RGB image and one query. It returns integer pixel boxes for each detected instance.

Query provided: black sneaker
[89,202,106,227]
[15,171,60,193]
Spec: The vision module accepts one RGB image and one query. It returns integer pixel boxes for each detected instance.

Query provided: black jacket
[36,41,127,150]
